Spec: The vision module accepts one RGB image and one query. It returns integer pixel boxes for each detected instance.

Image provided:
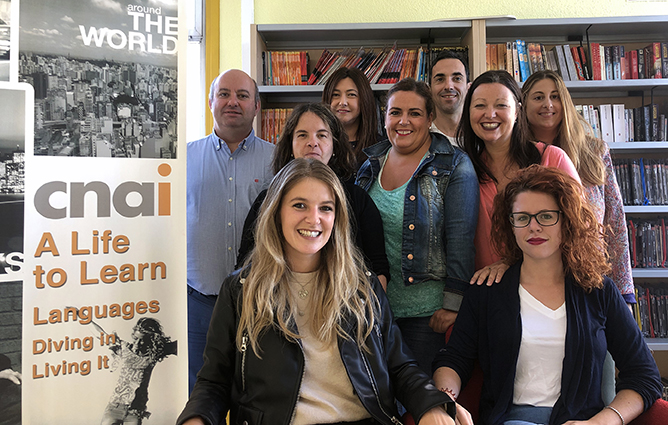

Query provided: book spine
[620,46,627,80]
[552,45,570,81]
[498,43,507,72]
[512,42,521,82]
[490,44,498,70]
[613,104,626,143]
[578,45,590,80]
[652,104,659,142]
[644,105,651,142]
[605,46,613,80]
[505,42,513,74]
[599,104,614,144]
[590,43,601,80]
[613,45,621,80]
[570,46,585,80]
[563,44,578,82]
[653,42,663,78]
[662,42,668,80]
[520,40,531,81]
[630,49,639,80]
[527,42,537,75]
[644,45,653,79]
[638,48,645,79]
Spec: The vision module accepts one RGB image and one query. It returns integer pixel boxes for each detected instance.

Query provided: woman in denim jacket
[356,78,479,375]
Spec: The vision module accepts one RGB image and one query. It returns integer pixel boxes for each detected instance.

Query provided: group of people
[180,49,662,425]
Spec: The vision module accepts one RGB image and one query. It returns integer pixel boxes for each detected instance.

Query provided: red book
[621,53,628,80]
[570,46,585,80]
[590,43,602,80]
[630,49,639,79]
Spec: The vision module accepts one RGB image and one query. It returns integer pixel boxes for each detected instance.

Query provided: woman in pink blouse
[520,70,634,306]
[457,70,581,273]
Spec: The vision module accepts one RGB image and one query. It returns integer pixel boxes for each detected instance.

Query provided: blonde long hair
[237,158,378,356]
[521,70,605,187]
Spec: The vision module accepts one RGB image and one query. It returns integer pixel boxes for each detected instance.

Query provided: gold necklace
[296,279,311,299]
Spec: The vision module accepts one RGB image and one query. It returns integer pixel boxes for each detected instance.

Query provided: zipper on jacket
[240,333,248,392]
[357,346,402,425]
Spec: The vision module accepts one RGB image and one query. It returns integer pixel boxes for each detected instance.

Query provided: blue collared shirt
[187,129,274,295]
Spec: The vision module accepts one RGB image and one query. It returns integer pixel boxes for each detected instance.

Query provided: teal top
[367,153,445,318]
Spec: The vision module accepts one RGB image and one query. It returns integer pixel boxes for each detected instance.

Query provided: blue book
[516,40,531,81]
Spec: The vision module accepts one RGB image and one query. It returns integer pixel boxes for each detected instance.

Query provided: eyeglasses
[509,210,561,228]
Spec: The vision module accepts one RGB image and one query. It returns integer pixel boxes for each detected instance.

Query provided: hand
[417,406,455,425]
[0,368,21,385]
[429,309,457,334]
[378,274,388,291]
[453,402,474,425]
[470,260,509,286]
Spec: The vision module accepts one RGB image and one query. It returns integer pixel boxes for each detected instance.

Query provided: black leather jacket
[177,269,454,425]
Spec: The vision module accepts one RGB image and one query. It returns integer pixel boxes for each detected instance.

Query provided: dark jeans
[187,286,218,394]
[395,315,446,376]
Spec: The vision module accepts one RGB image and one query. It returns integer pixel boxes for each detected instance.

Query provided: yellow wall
[220,0,242,72]
[255,0,668,24]
[219,0,668,70]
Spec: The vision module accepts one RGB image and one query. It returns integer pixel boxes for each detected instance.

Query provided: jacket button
[409,195,416,201]
[432,170,437,176]
[408,276,414,283]
[408,224,415,230]
[407,254,414,260]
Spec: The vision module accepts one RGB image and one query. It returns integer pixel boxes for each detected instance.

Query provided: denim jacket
[356,133,479,311]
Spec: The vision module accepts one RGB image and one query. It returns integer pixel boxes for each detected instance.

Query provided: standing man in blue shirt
[187,69,274,392]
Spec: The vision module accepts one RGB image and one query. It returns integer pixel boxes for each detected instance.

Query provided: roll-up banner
[11,0,187,423]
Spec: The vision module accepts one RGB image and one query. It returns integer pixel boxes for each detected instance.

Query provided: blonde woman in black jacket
[178,159,454,425]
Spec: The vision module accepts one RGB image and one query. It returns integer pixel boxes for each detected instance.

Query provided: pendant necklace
[296,279,311,299]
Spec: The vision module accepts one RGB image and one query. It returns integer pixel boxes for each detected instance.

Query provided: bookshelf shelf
[633,269,668,278]
[485,16,668,44]
[646,338,668,351]
[624,206,668,214]
[256,21,473,50]
[258,84,395,94]
[609,142,668,153]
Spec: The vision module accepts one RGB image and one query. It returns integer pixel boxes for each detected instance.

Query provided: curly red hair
[491,164,611,291]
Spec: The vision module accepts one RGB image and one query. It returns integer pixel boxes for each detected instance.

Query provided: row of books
[261,46,468,86]
[260,108,293,144]
[261,51,310,86]
[627,218,668,269]
[485,41,668,82]
[635,285,668,338]
[589,42,667,81]
[614,159,668,206]
[485,41,591,82]
[577,103,668,143]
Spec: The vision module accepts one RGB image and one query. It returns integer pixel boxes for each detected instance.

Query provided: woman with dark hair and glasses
[433,165,661,425]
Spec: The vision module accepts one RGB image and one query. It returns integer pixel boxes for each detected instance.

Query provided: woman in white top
[432,165,661,425]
